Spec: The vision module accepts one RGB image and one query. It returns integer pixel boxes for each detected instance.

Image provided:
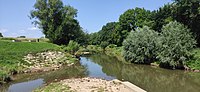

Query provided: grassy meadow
[0,39,60,83]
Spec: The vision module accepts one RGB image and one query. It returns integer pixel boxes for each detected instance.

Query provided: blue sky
[0,0,172,38]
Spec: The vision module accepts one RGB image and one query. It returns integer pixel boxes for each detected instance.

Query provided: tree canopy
[90,0,200,47]
[172,0,200,46]
[30,0,84,45]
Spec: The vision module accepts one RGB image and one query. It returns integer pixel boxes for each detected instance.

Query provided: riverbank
[34,77,135,92]
[79,45,200,72]
[22,51,77,73]
[0,40,76,84]
[107,46,200,72]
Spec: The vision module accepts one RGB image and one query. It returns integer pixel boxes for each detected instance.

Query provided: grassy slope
[0,40,60,82]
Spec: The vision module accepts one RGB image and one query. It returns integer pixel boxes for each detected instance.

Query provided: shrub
[100,41,109,49]
[107,44,117,48]
[64,40,80,54]
[122,26,159,64]
[158,21,196,68]
[0,33,3,37]
[0,37,15,41]
[17,36,26,38]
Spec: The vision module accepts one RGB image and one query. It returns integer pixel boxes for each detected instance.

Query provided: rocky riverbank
[22,51,77,73]
[35,77,134,92]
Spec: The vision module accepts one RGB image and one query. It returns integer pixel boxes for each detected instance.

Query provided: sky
[0,0,172,38]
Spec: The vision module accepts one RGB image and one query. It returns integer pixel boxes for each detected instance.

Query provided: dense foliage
[90,0,200,47]
[30,0,86,45]
[100,41,109,49]
[122,21,196,69]
[151,4,173,32]
[0,33,3,37]
[172,0,200,46]
[158,21,196,68]
[89,8,152,46]
[123,26,159,64]
[63,40,80,54]
[115,8,152,46]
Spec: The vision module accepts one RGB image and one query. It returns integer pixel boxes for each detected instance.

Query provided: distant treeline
[89,0,200,47]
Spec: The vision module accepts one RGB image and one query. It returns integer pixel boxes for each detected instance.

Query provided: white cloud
[27,27,39,31]
[0,28,8,33]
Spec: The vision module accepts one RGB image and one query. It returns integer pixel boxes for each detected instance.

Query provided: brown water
[1,54,200,92]
[0,63,87,92]
[81,54,200,92]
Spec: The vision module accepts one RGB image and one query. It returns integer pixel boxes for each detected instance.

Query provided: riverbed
[1,54,200,92]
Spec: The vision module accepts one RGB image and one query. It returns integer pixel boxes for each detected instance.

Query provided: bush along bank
[103,22,200,72]
[123,21,198,71]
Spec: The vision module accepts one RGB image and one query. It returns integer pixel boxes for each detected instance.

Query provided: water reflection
[83,54,200,92]
[80,57,116,80]
[0,63,88,92]
[8,79,43,92]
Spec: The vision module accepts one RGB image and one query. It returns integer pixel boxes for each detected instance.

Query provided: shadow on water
[81,54,200,92]
[0,62,88,92]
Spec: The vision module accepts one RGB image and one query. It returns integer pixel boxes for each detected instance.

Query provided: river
[1,54,200,92]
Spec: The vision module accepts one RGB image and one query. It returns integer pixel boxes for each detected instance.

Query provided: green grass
[34,82,72,92]
[0,41,60,83]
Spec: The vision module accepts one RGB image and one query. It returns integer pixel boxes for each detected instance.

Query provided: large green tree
[88,32,100,45]
[151,4,173,32]
[116,7,152,46]
[172,0,200,46]
[98,22,117,44]
[30,0,82,45]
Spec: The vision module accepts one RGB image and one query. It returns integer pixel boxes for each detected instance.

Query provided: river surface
[1,54,200,92]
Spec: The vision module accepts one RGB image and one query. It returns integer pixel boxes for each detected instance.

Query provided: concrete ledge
[113,79,146,92]
[122,81,147,92]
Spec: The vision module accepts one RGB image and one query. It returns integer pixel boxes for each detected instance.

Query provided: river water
[1,54,200,92]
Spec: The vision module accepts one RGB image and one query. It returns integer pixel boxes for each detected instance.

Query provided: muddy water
[1,54,200,92]
[0,63,87,92]
[81,54,200,92]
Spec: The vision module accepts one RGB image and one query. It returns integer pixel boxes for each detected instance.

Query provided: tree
[76,30,89,46]
[158,21,196,69]
[151,4,173,32]
[122,26,159,64]
[172,0,200,46]
[116,7,152,46]
[30,0,81,45]
[88,32,100,45]
[100,41,109,49]
[98,22,117,45]
[0,33,3,37]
